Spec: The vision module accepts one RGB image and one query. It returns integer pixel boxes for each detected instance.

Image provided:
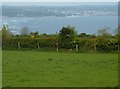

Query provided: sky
[1,0,120,2]
[1,0,119,6]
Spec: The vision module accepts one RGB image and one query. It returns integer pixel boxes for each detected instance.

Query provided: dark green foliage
[79,33,90,38]
[2,25,13,49]
[59,26,77,49]
[96,37,118,52]
[30,31,39,37]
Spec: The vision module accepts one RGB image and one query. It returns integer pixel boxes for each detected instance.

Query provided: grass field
[2,50,118,87]
[0,50,2,88]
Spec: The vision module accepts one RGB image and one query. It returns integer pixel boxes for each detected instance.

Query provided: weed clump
[48,58,53,61]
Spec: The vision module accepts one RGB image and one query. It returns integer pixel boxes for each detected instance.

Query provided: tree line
[1,25,120,52]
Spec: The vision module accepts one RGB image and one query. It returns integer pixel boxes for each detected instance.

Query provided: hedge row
[2,36,119,52]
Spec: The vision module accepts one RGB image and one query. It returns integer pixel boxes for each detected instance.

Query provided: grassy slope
[0,49,2,88]
[2,50,118,87]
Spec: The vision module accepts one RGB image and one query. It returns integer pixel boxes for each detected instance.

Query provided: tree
[114,27,120,38]
[79,33,90,37]
[2,24,12,39]
[97,27,111,37]
[0,29,2,47]
[59,25,77,48]
[30,31,39,38]
[20,27,29,35]
[2,24,13,48]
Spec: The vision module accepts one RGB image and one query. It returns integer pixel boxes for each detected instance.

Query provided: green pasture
[2,50,118,87]
[0,49,2,88]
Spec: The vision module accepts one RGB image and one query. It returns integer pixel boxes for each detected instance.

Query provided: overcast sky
[1,0,119,2]
[1,0,119,6]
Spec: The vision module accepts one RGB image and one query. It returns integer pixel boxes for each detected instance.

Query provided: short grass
[0,50,2,88]
[2,50,118,87]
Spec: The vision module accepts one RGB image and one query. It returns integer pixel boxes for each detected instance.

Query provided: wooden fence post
[118,45,119,53]
[18,42,20,50]
[94,44,96,53]
[38,43,40,50]
[56,43,58,52]
[76,44,78,52]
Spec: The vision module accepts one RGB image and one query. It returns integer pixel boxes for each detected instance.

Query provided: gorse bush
[1,25,119,52]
